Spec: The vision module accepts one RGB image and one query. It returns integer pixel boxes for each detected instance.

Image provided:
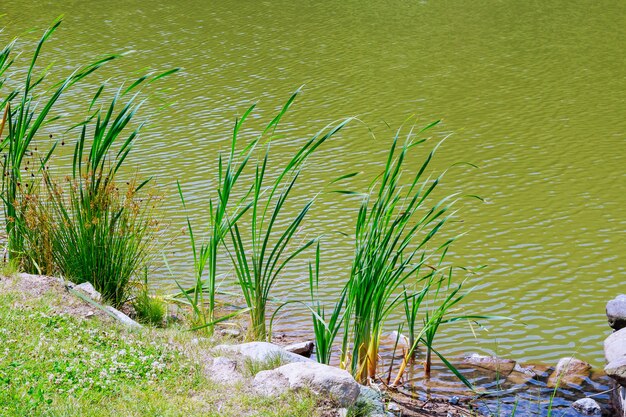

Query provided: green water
[3,1,626,370]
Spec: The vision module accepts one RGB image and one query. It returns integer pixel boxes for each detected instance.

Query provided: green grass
[0,286,321,417]
[243,353,287,377]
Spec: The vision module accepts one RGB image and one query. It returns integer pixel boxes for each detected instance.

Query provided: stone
[548,357,591,387]
[74,282,102,302]
[571,398,601,415]
[213,342,313,364]
[104,306,142,329]
[463,354,517,376]
[209,356,243,384]
[387,402,401,414]
[253,361,360,407]
[219,328,242,338]
[283,341,315,358]
[607,295,626,330]
[357,385,387,416]
[605,358,626,386]
[605,327,626,364]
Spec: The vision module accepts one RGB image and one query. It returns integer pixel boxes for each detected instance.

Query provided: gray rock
[607,295,626,330]
[548,357,591,387]
[387,402,401,414]
[283,341,314,358]
[357,385,387,416]
[605,358,626,386]
[74,282,102,302]
[253,361,360,407]
[571,397,601,415]
[104,306,142,329]
[463,354,517,376]
[209,356,243,384]
[213,342,313,364]
[605,327,626,364]
[219,328,242,338]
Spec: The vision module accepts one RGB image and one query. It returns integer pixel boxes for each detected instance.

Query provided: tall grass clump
[340,121,461,384]
[0,20,115,267]
[39,87,160,307]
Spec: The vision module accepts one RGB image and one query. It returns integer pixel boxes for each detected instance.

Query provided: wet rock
[548,357,591,387]
[605,358,626,386]
[253,361,360,407]
[607,295,626,330]
[604,327,626,364]
[74,282,102,302]
[283,341,314,358]
[104,306,142,329]
[571,398,601,415]
[213,342,313,364]
[463,354,516,376]
[507,363,538,384]
[209,356,244,384]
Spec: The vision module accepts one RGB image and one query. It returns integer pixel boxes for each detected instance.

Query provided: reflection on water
[2,0,626,396]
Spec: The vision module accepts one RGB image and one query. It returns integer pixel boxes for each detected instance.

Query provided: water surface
[3,0,626,377]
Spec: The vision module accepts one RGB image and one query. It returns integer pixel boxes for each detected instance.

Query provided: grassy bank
[0,274,320,417]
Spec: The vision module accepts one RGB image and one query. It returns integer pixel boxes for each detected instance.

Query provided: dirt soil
[0,273,112,322]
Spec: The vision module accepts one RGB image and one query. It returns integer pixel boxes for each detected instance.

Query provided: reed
[226,98,350,341]
[309,242,346,364]
[340,121,460,384]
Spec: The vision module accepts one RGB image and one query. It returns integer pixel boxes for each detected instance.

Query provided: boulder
[548,357,591,387]
[605,358,626,386]
[213,342,313,364]
[463,354,516,376]
[607,295,626,330]
[209,356,244,384]
[571,397,601,416]
[74,282,102,302]
[605,327,626,364]
[253,361,360,407]
[283,341,315,358]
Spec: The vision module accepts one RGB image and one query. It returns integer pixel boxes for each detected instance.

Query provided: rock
[85,311,95,318]
[209,356,243,384]
[219,328,242,338]
[548,357,591,387]
[253,361,360,407]
[283,341,314,358]
[104,306,142,329]
[449,396,459,405]
[74,282,102,302]
[605,358,626,386]
[605,327,626,364]
[571,398,601,415]
[463,354,516,376]
[387,401,401,414]
[607,295,626,330]
[357,385,387,416]
[213,342,313,364]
